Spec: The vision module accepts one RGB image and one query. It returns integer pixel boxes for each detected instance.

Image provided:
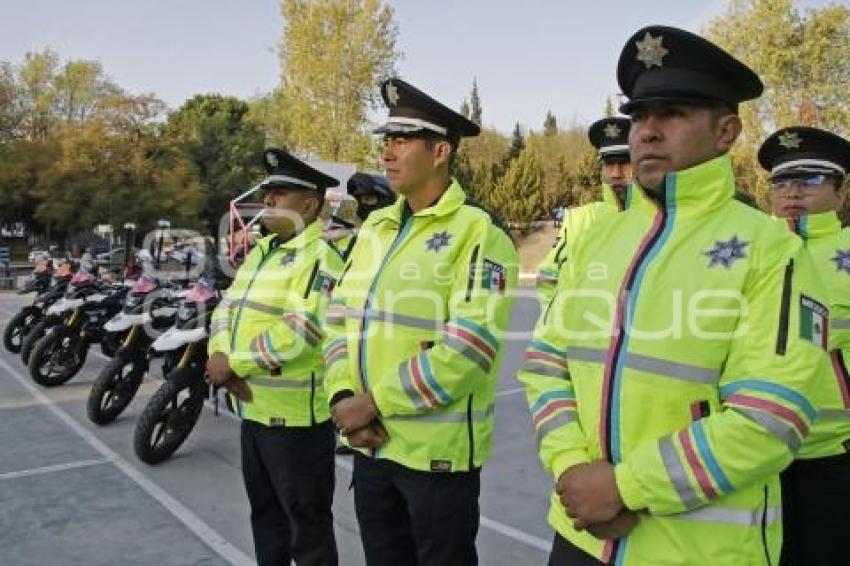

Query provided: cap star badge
[386,81,400,107]
[425,231,452,252]
[778,131,802,150]
[603,123,622,139]
[704,235,749,269]
[265,151,279,167]
[635,32,668,69]
[832,249,850,275]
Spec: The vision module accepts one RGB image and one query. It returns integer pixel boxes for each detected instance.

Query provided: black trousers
[780,451,850,566]
[548,532,606,566]
[352,453,480,566]
[240,419,338,566]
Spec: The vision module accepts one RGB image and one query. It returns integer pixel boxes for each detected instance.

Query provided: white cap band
[771,159,845,177]
[386,117,448,136]
[264,175,318,189]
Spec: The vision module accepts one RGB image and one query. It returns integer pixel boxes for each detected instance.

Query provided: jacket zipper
[466,394,475,470]
[465,244,480,302]
[761,484,772,566]
[303,259,320,299]
[309,371,316,425]
[230,242,279,351]
[775,260,794,356]
[357,220,414,390]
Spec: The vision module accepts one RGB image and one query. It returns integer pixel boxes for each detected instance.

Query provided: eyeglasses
[769,174,831,193]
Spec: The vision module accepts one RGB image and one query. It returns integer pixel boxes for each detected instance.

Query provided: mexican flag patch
[312,271,337,297]
[800,295,829,349]
[482,259,507,295]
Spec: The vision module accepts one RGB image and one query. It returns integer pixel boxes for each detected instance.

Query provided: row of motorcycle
[2,262,234,465]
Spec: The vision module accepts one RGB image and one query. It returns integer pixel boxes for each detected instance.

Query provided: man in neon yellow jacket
[537,117,632,305]
[325,78,518,565]
[206,148,343,566]
[519,26,831,565]
[759,126,850,565]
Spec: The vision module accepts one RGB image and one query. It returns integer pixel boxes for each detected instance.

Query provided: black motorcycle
[27,270,128,387]
[133,275,223,465]
[86,275,181,425]
[2,271,67,354]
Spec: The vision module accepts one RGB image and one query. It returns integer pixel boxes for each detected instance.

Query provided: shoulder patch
[312,270,337,297]
[482,259,507,295]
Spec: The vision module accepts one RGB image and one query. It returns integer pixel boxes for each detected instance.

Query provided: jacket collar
[370,178,467,226]
[258,220,323,253]
[785,210,842,243]
[627,154,735,217]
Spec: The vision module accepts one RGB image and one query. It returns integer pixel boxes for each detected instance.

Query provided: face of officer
[355,193,382,221]
[770,174,846,218]
[260,186,321,238]
[601,158,633,202]
[380,134,452,195]
[629,102,742,194]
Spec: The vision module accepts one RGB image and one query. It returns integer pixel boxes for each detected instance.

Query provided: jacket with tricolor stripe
[207,221,344,427]
[323,180,518,473]
[785,210,850,459]
[536,184,623,306]
[518,155,831,565]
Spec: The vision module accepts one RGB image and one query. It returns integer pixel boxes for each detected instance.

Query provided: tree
[459,99,470,119]
[18,48,59,141]
[492,147,543,229]
[470,78,482,126]
[276,0,399,165]
[603,97,615,118]
[508,122,525,160]
[705,0,850,209]
[543,111,558,136]
[165,94,266,232]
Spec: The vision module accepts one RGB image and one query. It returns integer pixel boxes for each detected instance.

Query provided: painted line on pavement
[495,386,526,398]
[0,356,254,566]
[0,458,111,481]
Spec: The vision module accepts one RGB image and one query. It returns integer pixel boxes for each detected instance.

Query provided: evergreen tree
[470,78,482,126]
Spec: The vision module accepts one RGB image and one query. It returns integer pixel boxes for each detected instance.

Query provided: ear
[432,140,452,169]
[715,114,742,153]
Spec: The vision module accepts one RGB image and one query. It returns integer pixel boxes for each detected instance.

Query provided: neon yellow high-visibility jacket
[518,155,831,565]
[785,211,850,459]
[324,179,518,472]
[208,221,343,427]
[536,185,623,306]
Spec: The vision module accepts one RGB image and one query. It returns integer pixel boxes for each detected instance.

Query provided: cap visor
[619,95,730,115]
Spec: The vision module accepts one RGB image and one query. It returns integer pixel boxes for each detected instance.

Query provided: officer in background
[328,172,396,262]
[325,78,518,565]
[206,148,343,566]
[759,126,850,566]
[536,117,632,305]
[519,26,830,565]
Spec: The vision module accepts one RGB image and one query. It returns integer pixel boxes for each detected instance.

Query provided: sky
[0,0,837,133]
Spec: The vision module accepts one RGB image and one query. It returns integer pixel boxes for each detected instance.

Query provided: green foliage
[543,111,558,136]
[470,78,482,126]
[508,123,525,160]
[274,0,399,165]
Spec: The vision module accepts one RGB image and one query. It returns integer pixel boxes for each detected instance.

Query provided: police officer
[518,26,830,565]
[329,172,396,261]
[758,127,850,566]
[537,117,632,305]
[206,148,343,566]
[324,78,518,565]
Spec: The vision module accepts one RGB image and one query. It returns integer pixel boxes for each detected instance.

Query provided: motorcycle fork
[176,343,196,370]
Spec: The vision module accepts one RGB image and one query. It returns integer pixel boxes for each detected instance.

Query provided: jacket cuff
[329,390,354,408]
[615,460,648,511]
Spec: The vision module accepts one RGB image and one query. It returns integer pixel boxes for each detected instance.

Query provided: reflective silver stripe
[671,505,782,526]
[443,335,492,372]
[283,316,321,347]
[659,436,701,510]
[249,340,273,371]
[535,411,575,447]
[385,403,495,424]
[566,347,607,364]
[817,408,850,421]
[326,311,346,325]
[566,347,717,384]
[521,360,566,378]
[831,318,850,330]
[398,361,429,411]
[348,308,441,331]
[733,407,801,454]
[251,377,313,388]
[239,299,285,316]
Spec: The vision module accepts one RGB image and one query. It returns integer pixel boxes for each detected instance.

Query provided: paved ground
[0,290,554,566]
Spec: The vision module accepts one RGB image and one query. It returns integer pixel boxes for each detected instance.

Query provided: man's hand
[206,352,234,386]
[556,460,624,529]
[223,376,253,403]
[332,393,379,434]
[586,510,639,540]
[346,422,389,449]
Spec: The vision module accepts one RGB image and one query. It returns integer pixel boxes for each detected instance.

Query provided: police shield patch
[482,259,507,294]
[800,295,828,349]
